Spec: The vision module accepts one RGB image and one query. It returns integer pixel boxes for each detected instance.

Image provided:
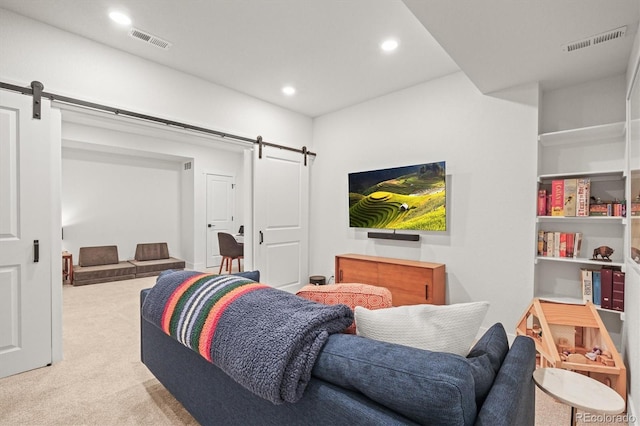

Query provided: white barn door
[254,146,309,292]
[0,90,56,378]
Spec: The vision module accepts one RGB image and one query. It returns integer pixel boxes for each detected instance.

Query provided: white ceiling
[0,1,638,117]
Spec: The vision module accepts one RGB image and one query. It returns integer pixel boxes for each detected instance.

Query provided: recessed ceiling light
[282,86,296,96]
[109,11,132,26]
[380,39,399,52]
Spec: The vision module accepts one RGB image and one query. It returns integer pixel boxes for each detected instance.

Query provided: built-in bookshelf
[535,122,627,326]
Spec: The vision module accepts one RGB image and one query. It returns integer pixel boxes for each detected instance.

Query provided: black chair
[217,232,244,274]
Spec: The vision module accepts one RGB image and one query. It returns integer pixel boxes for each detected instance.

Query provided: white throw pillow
[354,302,489,356]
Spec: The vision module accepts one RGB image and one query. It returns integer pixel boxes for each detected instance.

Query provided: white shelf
[535,256,624,268]
[538,122,625,146]
[538,170,625,182]
[535,121,628,329]
[537,215,624,223]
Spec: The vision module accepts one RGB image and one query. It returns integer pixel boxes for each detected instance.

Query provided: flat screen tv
[348,161,446,231]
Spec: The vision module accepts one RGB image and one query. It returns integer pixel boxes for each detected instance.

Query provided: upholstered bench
[73,245,136,286]
[129,242,185,278]
[296,283,392,334]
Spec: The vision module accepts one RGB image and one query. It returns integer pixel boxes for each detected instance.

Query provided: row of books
[537,231,582,258]
[581,267,625,312]
[537,178,627,217]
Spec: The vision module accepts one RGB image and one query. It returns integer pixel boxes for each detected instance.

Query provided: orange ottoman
[296,283,392,334]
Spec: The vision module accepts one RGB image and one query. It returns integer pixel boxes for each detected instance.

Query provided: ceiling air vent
[562,26,627,53]
[128,28,172,50]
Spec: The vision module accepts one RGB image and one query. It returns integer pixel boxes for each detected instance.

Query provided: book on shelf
[580,268,593,304]
[537,189,547,216]
[589,203,609,216]
[537,231,581,258]
[551,180,564,216]
[588,200,626,217]
[566,233,575,258]
[563,179,577,217]
[573,232,582,258]
[600,267,613,309]
[592,270,601,307]
[559,232,567,257]
[576,178,590,217]
[537,230,545,256]
[612,271,625,312]
[632,200,640,216]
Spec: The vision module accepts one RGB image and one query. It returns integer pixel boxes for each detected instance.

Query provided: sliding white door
[253,146,309,292]
[0,90,57,378]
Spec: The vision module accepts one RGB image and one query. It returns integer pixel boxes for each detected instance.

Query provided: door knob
[208,224,214,228]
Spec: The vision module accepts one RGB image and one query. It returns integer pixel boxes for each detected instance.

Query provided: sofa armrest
[474,336,536,426]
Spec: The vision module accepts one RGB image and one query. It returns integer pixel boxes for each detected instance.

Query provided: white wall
[310,72,539,332]
[540,74,627,133]
[61,147,183,261]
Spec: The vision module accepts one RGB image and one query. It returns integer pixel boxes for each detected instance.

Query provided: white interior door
[205,174,235,268]
[254,146,309,292]
[0,90,54,378]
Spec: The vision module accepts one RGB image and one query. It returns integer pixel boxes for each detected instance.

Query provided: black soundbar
[367,232,420,241]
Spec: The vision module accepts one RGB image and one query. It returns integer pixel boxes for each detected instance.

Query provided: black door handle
[259,231,264,245]
[34,240,39,263]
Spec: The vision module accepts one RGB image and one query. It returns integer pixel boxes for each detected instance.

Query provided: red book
[566,233,575,258]
[551,180,564,216]
[600,268,613,309]
[537,189,547,216]
[559,233,567,257]
[612,271,625,312]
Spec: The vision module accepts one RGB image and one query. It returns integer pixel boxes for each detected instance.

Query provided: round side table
[533,368,625,426]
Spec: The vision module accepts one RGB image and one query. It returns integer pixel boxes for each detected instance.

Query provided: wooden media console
[335,254,445,306]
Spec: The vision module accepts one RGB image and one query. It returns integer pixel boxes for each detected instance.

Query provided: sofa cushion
[78,245,119,267]
[312,333,477,426]
[135,242,170,261]
[296,283,392,334]
[129,258,186,274]
[74,261,136,280]
[465,323,509,407]
[354,301,489,356]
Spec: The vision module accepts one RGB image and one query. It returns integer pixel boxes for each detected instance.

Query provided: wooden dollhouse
[516,298,626,403]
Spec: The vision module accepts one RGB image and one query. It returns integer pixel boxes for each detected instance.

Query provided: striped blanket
[141,270,354,404]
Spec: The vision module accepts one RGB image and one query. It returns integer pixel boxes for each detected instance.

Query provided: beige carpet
[0,277,626,425]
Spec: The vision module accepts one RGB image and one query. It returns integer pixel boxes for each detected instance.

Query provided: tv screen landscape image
[348,161,446,231]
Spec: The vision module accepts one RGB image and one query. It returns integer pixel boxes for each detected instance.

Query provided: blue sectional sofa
[140,277,536,426]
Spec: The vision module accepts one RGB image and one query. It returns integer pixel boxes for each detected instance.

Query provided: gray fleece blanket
[141,270,353,404]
